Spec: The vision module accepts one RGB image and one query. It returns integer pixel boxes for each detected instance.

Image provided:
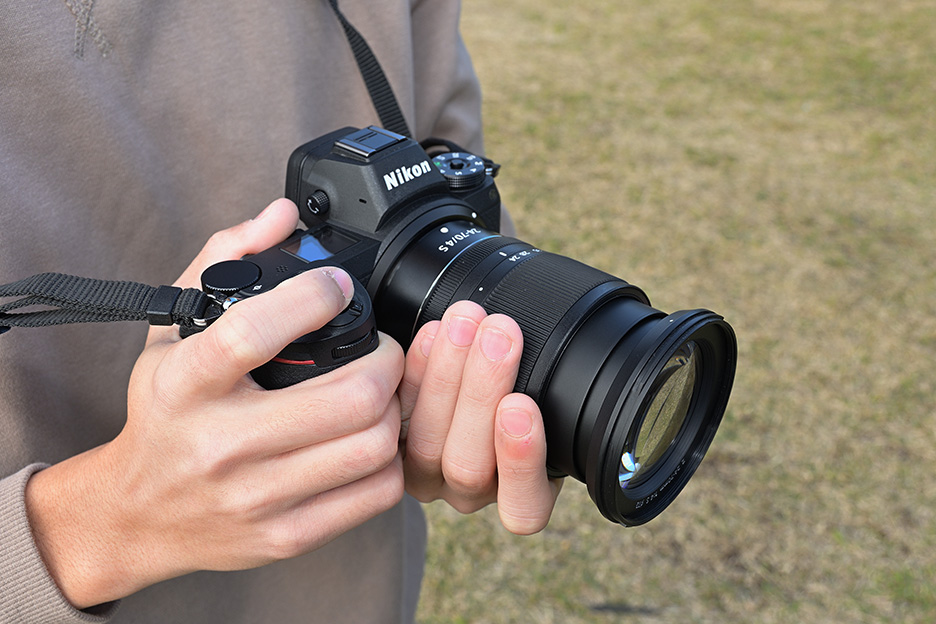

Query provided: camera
[200,126,738,526]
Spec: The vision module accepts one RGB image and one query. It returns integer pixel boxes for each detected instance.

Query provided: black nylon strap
[0,273,211,330]
[328,0,412,138]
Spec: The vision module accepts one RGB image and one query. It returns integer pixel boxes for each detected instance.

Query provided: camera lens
[372,219,737,526]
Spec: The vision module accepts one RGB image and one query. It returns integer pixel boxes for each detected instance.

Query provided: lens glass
[618,341,699,490]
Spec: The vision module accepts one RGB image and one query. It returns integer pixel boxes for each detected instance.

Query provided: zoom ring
[480,253,618,393]
[418,235,620,394]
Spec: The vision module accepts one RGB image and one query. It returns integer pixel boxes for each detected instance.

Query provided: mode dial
[432,152,487,190]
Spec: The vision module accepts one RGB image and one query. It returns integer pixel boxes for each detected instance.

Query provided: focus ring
[417,236,518,328]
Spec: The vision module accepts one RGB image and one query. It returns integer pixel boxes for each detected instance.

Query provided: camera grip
[250,287,379,390]
[196,260,379,390]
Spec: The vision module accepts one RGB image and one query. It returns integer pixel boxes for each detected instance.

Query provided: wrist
[24,444,167,609]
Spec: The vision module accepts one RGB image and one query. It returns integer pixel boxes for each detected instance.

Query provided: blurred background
[416,1,936,622]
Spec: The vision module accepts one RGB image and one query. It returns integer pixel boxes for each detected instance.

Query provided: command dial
[432,152,487,190]
[200,260,261,297]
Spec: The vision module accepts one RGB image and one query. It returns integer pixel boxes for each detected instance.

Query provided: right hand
[25,199,405,609]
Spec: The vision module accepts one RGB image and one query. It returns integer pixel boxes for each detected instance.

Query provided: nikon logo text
[384,160,432,191]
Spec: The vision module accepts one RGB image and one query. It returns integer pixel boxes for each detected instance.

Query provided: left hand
[398,300,562,534]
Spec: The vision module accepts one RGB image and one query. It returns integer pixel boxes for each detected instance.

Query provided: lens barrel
[374,219,737,526]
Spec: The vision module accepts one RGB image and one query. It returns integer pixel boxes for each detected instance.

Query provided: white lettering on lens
[635,459,686,510]
[507,248,541,262]
[438,227,481,253]
[383,160,432,191]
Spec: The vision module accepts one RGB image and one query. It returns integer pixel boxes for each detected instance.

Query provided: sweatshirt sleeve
[0,465,119,624]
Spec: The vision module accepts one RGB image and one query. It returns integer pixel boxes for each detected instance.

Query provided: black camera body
[282,126,504,340]
[286,125,501,264]
[200,126,738,527]
[198,126,500,386]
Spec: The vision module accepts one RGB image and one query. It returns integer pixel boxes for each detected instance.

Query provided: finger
[165,267,354,394]
[249,393,402,507]
[494,393,562,535]
[403,301,486,497]
[398,320,440,441]
[147,199,300,347]
[244,334,404,455]
[440,314,523,503]
[266,454,405,561]
[175,198,300,289]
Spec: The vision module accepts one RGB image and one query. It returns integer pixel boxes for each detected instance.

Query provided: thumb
[174,198,300,289]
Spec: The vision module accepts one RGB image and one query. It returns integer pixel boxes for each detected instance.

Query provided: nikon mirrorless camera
[198,126,737,526]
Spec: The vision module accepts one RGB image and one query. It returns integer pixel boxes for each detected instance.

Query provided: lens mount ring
[368,201,481,304]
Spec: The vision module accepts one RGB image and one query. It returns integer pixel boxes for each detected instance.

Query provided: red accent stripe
[271,357,316,366]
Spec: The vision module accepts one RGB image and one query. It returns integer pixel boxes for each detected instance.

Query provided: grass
[415,1,936,622]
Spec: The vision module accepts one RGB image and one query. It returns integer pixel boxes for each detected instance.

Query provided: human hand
[398,300,562,535]
[25,199,405,608]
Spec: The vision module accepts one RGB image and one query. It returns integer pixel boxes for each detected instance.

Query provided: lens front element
[620,341,700,489]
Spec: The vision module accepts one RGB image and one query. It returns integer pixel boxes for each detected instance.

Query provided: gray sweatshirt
[0,1,483,622]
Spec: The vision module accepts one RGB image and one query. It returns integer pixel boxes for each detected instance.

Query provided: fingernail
[480,327,513,361]
[322,268,354,301]
[500,409,532,439]
[419,329,436,358]
[447,315,478,348]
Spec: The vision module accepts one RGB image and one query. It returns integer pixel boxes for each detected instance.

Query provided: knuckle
[402,457,443,503]
[500,508,549,536]
[183,429,240,481]
[145,362,187,415]
[427,372,464,397]
[135,344,204,415]
[404,432,444,471]
[351,419,400,474]
[442,455,495,499]
[458,384,500,414]
[206,310,268,369]
[215,482,267,525]
[370,462,405,513]
[499,461,544,484]
[448,497,490,515]
[202,230,232,256]
[339,373,391,432]
[207,227,233,244]
[262,520,310,562]
[405,486,437,504]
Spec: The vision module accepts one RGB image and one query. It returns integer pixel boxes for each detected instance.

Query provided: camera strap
[0,273,212,335]
[328,0,412,138]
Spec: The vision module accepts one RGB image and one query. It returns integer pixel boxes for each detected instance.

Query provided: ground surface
[416,2,936,622]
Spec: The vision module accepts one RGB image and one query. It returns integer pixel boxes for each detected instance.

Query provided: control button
[200,260,261,297]
[326,298,364,328]
[306,190,330,217]
[335,126,406,158]
[332,328,378,360]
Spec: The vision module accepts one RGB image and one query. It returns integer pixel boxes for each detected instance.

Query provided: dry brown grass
[416,1,936,622]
